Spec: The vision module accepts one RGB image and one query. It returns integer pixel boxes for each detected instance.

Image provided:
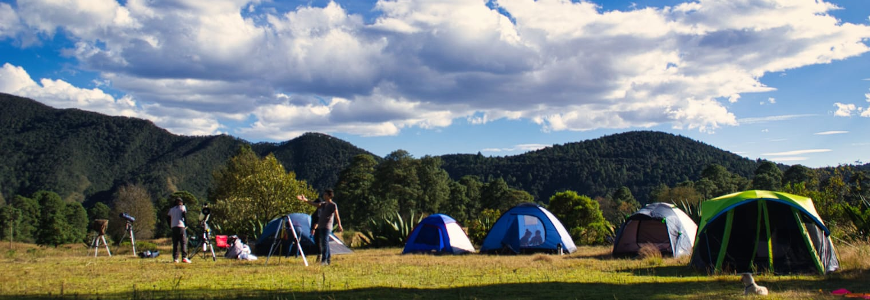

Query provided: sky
[0,0,869,168]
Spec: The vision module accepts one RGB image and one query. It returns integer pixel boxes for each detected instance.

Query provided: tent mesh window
[518,215,545,247]
[415,224,442,246]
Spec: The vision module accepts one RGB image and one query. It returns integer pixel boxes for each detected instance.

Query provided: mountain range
[1,92,770,206]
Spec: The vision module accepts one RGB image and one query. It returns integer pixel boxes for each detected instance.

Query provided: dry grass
[638,243,664,266]
[0,241,867,299]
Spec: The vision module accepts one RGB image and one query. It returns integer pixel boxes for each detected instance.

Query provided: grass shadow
[618,264,704,277]
[0,279,858,300]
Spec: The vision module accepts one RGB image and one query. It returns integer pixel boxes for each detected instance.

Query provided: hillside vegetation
[0,93,373,204]
[0,93,767,206]
[441,131,758,203]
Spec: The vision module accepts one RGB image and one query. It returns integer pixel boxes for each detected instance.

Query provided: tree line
[2,143,868,249]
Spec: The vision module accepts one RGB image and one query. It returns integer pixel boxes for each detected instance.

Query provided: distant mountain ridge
[0,93,374,204]
[440,131,759,203]
[1,92,778,206]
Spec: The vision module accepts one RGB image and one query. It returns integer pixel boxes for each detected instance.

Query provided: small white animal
[741,273,769,296]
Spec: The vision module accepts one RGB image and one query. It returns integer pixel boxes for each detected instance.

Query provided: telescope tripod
[197,221,216,261]
[119,221,136,255]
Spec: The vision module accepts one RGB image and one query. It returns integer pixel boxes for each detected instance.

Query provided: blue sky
[1,0,869,168]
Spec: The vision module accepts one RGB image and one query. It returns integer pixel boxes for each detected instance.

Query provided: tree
[751,161,783,191]
[783,165,818,190]
[416,156,451,214]
[34,191,70,247]
[10,195,39,242]
[701,164,749,196]
[613,186,640,218]
[547,191,611,245]
[444,181,470,222]
[458,175,483,221]
[336,154,385,226]
[210,146,315,239]
[655,185,703,204]
[65,202,88,243]
[481,178,511,211]
[87,202,110,221]
[110,184,156,240]
[0,205,21,243]
[373,150,420,216]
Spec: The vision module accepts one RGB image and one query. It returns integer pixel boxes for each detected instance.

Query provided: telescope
[119,212,136,223]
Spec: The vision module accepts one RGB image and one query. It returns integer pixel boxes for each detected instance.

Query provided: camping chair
[215,235,229,249]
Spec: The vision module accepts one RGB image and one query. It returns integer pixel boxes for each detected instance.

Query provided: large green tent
[690,190,839,274]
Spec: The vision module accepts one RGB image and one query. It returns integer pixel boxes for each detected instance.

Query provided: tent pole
[749,200,763,270]
[762,201,772,272]
[715,210,734,273]
[793,208,824,274]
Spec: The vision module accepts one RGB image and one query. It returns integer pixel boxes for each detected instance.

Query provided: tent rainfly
[612,202,697,258]
[403,214,475,254]
[690,190,838,274]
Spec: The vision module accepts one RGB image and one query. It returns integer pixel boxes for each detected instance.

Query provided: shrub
[467,208,501,245]
[359,212,423,248]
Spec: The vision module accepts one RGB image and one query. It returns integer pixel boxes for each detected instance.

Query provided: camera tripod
[90,219,111,257]
[118,221,136,255]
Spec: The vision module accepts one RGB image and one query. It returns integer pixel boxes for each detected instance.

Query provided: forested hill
[2,93,768,207]
[440,131,759,204]
[0,93,374,203]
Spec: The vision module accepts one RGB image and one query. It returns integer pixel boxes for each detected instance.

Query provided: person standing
[167,196,190,263]
[297,189,343,266]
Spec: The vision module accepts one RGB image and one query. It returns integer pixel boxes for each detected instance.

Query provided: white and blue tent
[480,203,577,254]
[612,202,697,258]
[403,214,475,254]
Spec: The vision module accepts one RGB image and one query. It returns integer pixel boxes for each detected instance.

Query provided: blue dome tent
[403,214,475,254]
[255,213,352,256]
[480,203,576,254]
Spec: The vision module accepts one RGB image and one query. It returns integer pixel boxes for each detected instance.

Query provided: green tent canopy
[690,190,839,275]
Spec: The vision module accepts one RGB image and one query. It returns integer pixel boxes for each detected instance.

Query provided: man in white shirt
[167,197,190,263]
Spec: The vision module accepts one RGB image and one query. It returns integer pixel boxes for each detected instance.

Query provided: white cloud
[481,143,548,153]
[0,63,221,136]
[737,114,816,124]
[763,149,832,156]
[771,157,808,162]
[0,3,23,40]
[2,0,869,139]
[834,102,859,116]
[814,130,848,135]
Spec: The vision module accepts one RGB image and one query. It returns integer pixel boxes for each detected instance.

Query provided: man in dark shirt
[298,189,343,265]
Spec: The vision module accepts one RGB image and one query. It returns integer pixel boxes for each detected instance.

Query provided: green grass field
[1,240,868,300]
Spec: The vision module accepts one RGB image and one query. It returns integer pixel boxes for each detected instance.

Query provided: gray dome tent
[612,202,697,258]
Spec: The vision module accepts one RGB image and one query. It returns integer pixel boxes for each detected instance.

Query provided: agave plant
[843,195,870,241]
[358,211,424,248]
[675,198,703,225]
